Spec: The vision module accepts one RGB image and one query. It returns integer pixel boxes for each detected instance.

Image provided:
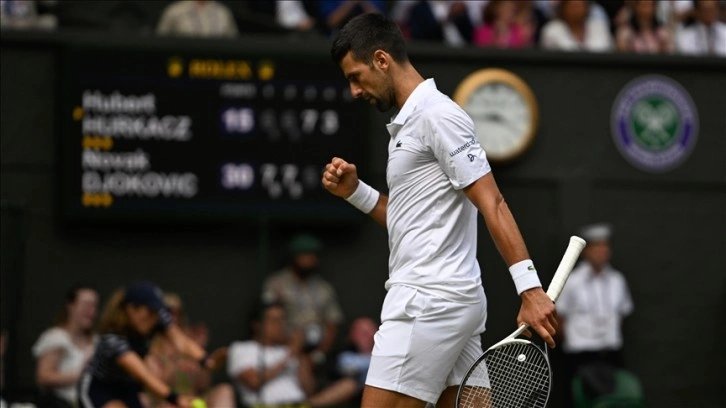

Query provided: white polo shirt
[384,79,491,304]
[227,341,306,405]
[557,262,634,353]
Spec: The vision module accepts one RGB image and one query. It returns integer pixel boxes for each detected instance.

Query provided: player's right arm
[322,157,387,227]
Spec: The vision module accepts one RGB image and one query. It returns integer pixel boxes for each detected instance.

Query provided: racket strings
[459,342,550,408]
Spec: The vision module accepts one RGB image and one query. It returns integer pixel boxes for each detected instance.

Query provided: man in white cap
[557,223,634,405]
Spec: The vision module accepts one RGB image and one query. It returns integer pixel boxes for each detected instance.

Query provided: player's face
[126,304,160,335]
[340,51,395,112]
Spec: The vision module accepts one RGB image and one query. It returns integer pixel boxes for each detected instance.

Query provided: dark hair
[556,0,591,20]
[482,0,505,25]
[629,0,661,33]
[331,13,409,65]
[56,284,98,325]
[246,300,286,338]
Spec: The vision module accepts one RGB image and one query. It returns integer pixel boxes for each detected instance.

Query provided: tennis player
[78,282,226,408]
[322,13,558,408]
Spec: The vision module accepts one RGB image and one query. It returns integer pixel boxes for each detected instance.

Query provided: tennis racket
[456,235,586,408]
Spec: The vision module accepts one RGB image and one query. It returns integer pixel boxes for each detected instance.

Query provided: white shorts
[365,284,488,404]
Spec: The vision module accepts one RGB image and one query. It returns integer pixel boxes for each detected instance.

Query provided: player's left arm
[463,173,558,348]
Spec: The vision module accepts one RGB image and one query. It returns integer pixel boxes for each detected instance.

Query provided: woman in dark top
[78,282,225,408]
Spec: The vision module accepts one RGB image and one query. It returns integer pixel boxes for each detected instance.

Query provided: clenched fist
[321,157,359,199]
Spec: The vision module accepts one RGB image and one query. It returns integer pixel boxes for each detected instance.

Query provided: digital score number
[61,44,368,221]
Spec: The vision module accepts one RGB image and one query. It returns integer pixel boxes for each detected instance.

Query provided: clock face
[453,69,538,163]
[466,82,533,161]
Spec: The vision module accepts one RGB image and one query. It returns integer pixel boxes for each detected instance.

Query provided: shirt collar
[388,78,437,131]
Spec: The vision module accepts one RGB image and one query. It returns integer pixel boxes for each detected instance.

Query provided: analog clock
[453,69,539,163]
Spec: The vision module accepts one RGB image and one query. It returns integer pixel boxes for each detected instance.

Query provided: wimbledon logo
[611,75,698,173]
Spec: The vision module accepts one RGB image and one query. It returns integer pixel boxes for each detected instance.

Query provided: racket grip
[546,236,586,302]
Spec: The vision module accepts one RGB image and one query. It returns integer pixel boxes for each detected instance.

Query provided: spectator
[676,0,726,56]
[318,0,384,34]
[616,0,673,54]
[557,224,634,405]
[657,0,696,25]
[276,0,317,32]
[263,234,344,366]
[145,293,233,408]
[473,0,534,49]
[403,1,476,46]
[244,0,317,34]
[78,282,226,408]
[227,301,315,406]
[156,0,237,38]
[308,317,377,407]
[537,0,611,22]
[514,0,548,45]
[32,285,99,408]
[0,0,56,30]
[540,0,614,51]
[399,0,445,42]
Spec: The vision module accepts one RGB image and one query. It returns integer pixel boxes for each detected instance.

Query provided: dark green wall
[2,32,725,407]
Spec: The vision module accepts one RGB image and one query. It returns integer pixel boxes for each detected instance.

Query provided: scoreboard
[60,41,368,222]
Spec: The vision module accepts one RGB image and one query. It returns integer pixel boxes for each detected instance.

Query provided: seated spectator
[276,0,317,32]
[540,0,614,51]
[473,0,533,49]
[263,234,344,367]
[243,0,317,34]
[514,0,548,44]
[403,1,476,46]
[156,0,237,38]
[79,282,226,408]
[318,0,385,35]
[227,301,315,406]
[657,0,696,25]
[536,0,610,22]
[399,0,445,42]
[616,0,673,54]
[308,317,377,407]
[0,0,56,30]
[32,285,98,408]
[145,293,233,408]
[676,0,726,56]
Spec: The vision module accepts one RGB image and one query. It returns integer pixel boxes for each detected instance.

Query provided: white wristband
[509,259,542,295]
[345,180,379,214]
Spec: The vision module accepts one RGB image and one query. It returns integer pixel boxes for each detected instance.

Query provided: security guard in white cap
[556,223,634,405]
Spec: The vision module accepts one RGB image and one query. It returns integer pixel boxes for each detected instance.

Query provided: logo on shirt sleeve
[448,138,479,158]
[467,154,476,162]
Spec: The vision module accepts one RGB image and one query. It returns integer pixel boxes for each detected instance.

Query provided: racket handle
[546,236,586,302]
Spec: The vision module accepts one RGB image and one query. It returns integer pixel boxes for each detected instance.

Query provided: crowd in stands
[1,0,725,56]
[0,233,371,407]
